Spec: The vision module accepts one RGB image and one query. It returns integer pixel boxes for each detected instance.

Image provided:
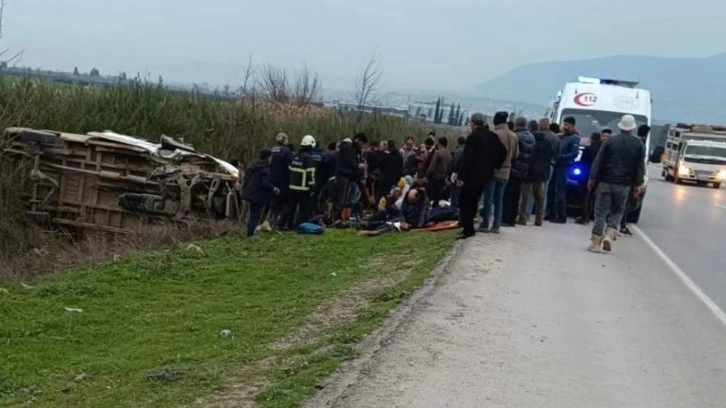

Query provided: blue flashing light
[569,164,586,182]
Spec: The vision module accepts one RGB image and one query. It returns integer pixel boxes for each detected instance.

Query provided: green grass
[0,229,456,407]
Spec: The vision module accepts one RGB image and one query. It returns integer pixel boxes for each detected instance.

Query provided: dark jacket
[458,127,507,186]
[590,132,646,186]
[511,129,536,180]
[579,140,603,179]
[528,132,556,182]
[418,147,435,176]
[289,149,317,192]
[336,141,358,179]
[543,130,560,163]
[426,147,453,181]
[325,150,337,179]
[379,148,404,193]
[310,147,327,191]
[366,150,383,176]
[452,143,465,173]
[242,159,275,204]
[401,188,431,228]
[270,143,293,190]
[557,132,581,167]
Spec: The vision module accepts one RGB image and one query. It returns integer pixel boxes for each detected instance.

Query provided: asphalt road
[305,180,726,407]
[636,165,726,311]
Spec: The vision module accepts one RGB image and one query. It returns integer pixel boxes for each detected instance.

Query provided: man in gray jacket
[503,117,535,226]
[587,115,645,253]
[480,111,519,233]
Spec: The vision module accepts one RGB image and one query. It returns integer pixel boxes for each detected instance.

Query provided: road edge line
[632,225,726,327]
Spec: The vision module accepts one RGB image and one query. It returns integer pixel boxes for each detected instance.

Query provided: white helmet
[301,135,316,147]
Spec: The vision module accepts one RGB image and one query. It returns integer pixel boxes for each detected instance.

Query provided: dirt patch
[272,255,422,351]
[197,357,277,408]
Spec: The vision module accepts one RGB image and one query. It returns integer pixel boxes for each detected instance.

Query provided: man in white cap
[587,114,645,253]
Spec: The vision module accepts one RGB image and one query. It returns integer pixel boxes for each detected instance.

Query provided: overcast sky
[3,0,726,91]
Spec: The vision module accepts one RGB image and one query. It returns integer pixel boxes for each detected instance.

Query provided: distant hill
[472,54,726,124]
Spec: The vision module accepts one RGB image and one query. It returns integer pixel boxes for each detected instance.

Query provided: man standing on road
[450,136,466,209]
[480,111,518,234]
[619,124,651,236]
[540,119,560,160]
[457,113,507,239]
[576,131,604,225]
[587,115,645,253]
[520,125,556,226]
[543,120,561,220]
[503,117,535,227]
[550,117,580,224]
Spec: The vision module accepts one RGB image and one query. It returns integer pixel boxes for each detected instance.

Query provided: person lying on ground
[358,188,430,237]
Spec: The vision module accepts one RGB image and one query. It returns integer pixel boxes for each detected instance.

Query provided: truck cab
[662,124,726,188]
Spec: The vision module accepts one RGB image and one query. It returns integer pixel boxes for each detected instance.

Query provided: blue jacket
[557,132,581,167]
[289,149,317,192]
[270,143,293,190]
[242,160,275,204]
[310,147,327,190]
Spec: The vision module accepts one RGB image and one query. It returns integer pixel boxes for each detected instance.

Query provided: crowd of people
[239,110,647,253]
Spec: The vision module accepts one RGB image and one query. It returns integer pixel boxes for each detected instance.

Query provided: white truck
[546,76,652,223]
[661,124,726,188]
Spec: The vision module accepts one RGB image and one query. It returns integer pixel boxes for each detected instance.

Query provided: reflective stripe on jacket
[289,151,316,192]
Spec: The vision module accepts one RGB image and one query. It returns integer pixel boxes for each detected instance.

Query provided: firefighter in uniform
[287,135,317,228]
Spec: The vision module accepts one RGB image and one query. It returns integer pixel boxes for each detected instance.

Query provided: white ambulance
[545,76,653,223]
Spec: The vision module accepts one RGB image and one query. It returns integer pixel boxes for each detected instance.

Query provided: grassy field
[0,229,456,407]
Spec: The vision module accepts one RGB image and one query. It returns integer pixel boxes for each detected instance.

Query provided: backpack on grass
[297,222,325,235]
